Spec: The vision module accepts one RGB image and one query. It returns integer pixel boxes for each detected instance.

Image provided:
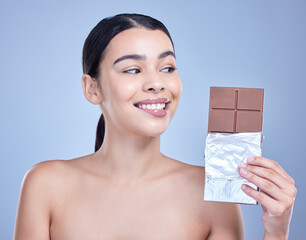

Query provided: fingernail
[240,168,247,176]
[247,157,255,162]
[242,184,247,190]
[239,163,247,168]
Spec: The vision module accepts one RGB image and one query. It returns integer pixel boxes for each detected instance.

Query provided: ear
[81,74,103,105]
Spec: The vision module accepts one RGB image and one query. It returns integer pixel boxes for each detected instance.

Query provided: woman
[14,13,296,239]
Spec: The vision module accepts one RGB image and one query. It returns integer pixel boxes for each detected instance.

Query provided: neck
[93,125,165,185]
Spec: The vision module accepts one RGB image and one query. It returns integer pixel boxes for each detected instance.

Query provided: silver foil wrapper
[204,132,263,204]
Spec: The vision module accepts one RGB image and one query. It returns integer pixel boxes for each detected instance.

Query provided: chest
[49,182,209,239]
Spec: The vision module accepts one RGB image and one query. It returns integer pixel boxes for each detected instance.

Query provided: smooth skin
[14,28,295,240]
[238,157,296,239]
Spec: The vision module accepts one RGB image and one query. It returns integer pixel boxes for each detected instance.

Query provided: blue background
[1,0,305,239]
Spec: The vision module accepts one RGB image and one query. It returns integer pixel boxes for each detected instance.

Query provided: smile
[133,98,171,117]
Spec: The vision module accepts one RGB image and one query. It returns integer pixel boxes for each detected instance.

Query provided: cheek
[110,79,139,102]
[167,76,182,99]
[106,78,139,119]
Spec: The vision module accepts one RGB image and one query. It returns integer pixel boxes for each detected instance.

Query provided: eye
[123,68,141,74]
[161,66,177,73]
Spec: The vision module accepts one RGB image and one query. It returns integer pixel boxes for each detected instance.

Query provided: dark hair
[82,13,174,152]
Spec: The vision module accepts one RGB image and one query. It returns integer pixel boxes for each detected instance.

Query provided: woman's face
[98,27,182,137]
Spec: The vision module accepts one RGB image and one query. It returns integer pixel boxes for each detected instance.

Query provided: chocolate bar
[204,87,264,204]
[208,87,264,133]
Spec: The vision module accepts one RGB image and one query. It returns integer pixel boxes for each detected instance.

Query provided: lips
[134,98,170,105]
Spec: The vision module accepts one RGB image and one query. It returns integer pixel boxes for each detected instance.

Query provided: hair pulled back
[82,13,174,152]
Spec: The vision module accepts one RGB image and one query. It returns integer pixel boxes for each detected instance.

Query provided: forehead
[104,28,174,60]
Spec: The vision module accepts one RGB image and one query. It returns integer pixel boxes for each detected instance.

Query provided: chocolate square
[208,110,235,133]
[210,87,236,109]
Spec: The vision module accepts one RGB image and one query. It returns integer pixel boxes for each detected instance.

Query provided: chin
[146,128,167,137]
[134,123,169,138]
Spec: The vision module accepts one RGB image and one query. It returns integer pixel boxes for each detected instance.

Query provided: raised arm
[14,161,55,240]
[238,156,296,239]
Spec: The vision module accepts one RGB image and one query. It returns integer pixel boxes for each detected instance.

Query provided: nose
[142,72,165,93]
[147,84,165,93]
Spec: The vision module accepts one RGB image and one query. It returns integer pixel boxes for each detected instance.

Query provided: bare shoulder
[26,159,68,176]
[164,157,205,193]
[24,154,92,181]
[14,159,73,240]
[163,158,208,214]
[23,159,72,188]
[18,159,76,213]
[166,158,245,239]
[20,155,95,209]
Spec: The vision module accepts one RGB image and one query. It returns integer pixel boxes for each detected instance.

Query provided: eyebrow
[113,50,176,65]
[159,50,176,60]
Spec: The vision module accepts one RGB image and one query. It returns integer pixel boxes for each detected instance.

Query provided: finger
[239,164,295,195]
[242,184,294,217]
[246,156,294,185]
[238,166,290,202]
[241,184,280,215]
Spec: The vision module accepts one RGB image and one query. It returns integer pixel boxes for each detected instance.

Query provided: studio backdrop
[1,0,305,239]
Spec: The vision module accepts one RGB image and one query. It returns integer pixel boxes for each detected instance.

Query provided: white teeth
[136,102,167,110]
